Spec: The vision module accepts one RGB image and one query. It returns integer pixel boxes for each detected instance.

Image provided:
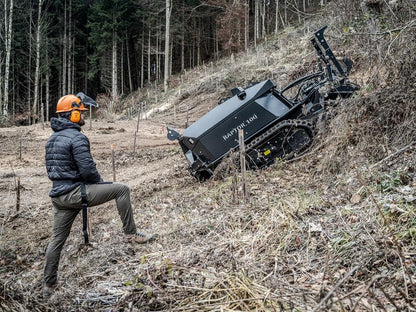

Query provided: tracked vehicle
[167,26,360,181]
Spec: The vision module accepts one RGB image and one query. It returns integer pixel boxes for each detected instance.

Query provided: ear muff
[70,110,81,123]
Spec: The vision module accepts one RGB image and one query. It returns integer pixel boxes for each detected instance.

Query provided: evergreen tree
[88,0,137,100]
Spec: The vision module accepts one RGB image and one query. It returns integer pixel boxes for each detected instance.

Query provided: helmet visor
[76,92,99,109]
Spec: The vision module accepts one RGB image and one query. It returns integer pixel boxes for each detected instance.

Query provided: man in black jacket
[43,93,153,298]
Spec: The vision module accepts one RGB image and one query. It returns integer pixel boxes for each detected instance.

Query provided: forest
[0,0,322,125]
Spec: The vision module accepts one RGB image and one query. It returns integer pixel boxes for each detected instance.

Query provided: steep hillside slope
[1,1,415,311]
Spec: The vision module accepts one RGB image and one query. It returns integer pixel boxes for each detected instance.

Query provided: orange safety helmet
[56,94,89,113]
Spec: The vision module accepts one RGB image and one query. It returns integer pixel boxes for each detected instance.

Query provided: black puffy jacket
[45,117,102,197]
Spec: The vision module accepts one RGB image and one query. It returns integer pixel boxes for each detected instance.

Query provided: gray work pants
[44,183,137,287]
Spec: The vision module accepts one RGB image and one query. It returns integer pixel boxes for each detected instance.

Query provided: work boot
[128,230,153,243]
[43,285,55,298]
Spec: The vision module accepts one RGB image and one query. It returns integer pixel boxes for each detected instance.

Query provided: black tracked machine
[167,26,360,181]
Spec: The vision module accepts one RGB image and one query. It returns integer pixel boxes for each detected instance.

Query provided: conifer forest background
[0,0,325,124]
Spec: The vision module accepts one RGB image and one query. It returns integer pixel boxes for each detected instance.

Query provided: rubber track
[245,119,314,153]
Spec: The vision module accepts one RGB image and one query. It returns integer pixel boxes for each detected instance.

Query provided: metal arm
[311,26,346,78]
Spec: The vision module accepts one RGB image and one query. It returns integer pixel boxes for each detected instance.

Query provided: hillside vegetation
[1,0,416,311]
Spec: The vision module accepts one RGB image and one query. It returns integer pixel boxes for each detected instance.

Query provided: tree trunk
[284,0,288,26]
[46,44,50,122]
[214,20,219,60]
[254,0,258,48]
[33,0,43,117]
[170,41,172,76]
[11,62,15,117]
[148,28,151,84]
[245,0,249,51]
[121,39,124,95]
[164,0,171,92]
[190,18,195,68]
[181,7,185,72]
[197,22,201,67]
[28,0,32,124]
[112,16,118,107]
[156,29,160,81]
[237,13,241,49]
[0,63,3,115]
[0,0,4,113]
[275,0,279,33]
[261,0,265,38]
[181,31,185,72]
[3,0,13,117]
[126,34,133,92]
[84,41,88,91]
[67,0,72,94]
[141,32,144,88]
[71,37,75,92]
[62,0,67,96]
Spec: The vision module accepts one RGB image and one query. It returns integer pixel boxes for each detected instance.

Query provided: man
[43,93,153,298]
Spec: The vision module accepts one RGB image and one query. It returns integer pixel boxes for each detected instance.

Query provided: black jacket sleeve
[72,133,102,183]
